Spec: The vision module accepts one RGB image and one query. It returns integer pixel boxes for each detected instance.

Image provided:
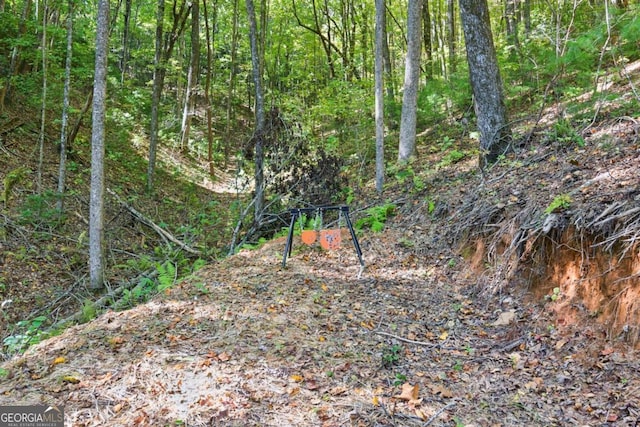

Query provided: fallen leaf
[217,352,231,362]
[492,310,516,326]
[555,339,568,350]
[372,395,380,406]
[290,374,304,383]
[394,382,421,404]
[439,331,449,340]
[429,384,453,398]
[52,356,66,365]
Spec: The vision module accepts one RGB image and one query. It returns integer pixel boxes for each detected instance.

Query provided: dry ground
[1,226,639,426]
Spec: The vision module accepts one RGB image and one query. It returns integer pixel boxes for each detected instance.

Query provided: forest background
[0,0,639,373]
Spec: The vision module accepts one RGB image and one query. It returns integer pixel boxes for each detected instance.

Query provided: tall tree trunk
[375,0,385,193]
[120,0,132,84]
[147,0,165,193]
[147,0,191,192]
[382,2,394,98]
[246,0,265,224]
[446,0,456,74]
[179,0,199,152]
[37,0,48,194]
[422,0,433,80]
[398,0,422,163]
[89,0,110,290]
[57,0,74,213]
[203,0,217,178]
[224,0,240,168]
[459,0,511,167]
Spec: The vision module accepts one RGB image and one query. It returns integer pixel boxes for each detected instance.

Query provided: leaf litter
[1,228,639,426]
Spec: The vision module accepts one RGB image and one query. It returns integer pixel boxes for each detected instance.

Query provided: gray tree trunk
[180,0,199,152]
[147,0,165,193]
[246,0,265,224]
[375,0,385,193]
[459,0,511,167]
[398,0,422,163]
[57,0,73,213]
[37,0,48,194]
[89,0,110,290]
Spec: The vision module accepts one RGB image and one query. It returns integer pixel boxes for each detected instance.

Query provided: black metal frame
[282,205,364,268]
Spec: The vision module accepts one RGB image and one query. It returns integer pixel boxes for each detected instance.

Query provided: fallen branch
[50,268,157,329]
[106,188,200,255]
[374,331,440,348]
[424,400,457,426]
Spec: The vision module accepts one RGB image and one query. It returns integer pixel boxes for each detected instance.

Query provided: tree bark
[459,0,511,167]
[375,0,386,194]
[398,0,422,163]
[57,0,74,213]
[203,0,217,178]
[179,0,199,152]
[246,0,265,224]
[224,0,240,168]
[37,0,48,194]
[147,0,165,193]
[89,0,110,290]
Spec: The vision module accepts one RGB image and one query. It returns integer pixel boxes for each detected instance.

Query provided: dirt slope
[1,223,639,426]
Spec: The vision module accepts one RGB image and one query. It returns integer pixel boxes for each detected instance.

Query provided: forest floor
[1,63,640,425]
[0,225,639,426]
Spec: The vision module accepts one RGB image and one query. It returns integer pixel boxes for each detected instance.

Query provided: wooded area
[1,0,640,424]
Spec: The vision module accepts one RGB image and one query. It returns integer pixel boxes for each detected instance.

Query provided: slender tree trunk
[37,0,48,194]
[382,3,394,98]
[148,0,165,193]
[245,0,265,224]
[375,0,385,193]
[422,0,433,80]
[147,0,191,192]
[179,0,199,152]
[398,0,422,163]
[459,0,511,167]
[446,0,456,74]
[57,0,74,213]
[203,0,217,178]
[120,0,132,84]
[224,0,239,168]
[89,0,110,290]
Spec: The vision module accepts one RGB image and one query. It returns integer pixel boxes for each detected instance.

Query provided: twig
[374,331,439,348]
[424,400,457,426]
[106,187,200,255]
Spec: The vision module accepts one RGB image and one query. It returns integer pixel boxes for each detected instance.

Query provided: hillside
[1,63,640,425]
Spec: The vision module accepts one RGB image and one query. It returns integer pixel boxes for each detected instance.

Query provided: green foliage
[393,373,407,387]
[356,203,396,232]
[545,287,562,302]
[550,119,585,147]
[2,315,49,355]
[18,191,65,230]
[382,344,402,368]
[1,166,29,206]
[80,299,97,323]
[545,194,571,214]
